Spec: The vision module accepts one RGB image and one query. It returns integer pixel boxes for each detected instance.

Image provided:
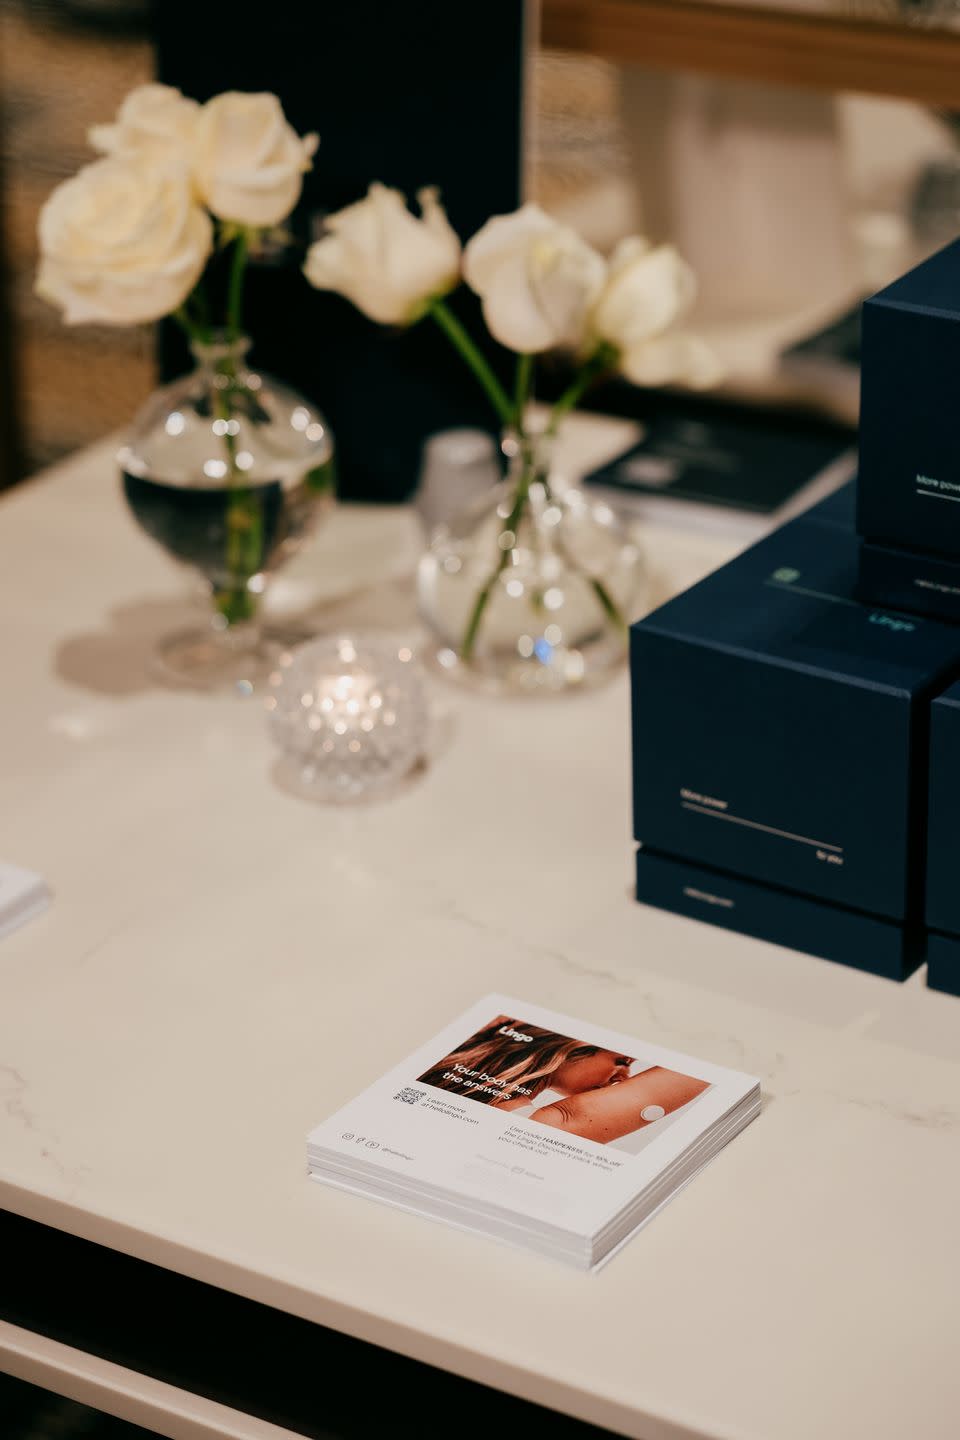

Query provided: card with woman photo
[417,1013,711,1155]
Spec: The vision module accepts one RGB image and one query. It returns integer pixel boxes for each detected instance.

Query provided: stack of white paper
[307,994,760,1270]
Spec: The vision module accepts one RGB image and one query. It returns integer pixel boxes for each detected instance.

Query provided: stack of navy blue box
[857,238,960,628]
[631,238,960,994]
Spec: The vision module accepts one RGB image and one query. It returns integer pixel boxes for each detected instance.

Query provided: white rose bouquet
[305,187,715,678]
[304,187,714,424]
[38,83,317,342]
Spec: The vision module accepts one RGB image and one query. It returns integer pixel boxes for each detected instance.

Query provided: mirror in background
[530,46,960,425]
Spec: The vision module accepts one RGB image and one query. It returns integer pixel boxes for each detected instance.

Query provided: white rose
[614,331,723,390]
[463,204,605,354]
[36,156,212,326]
[89,83,200,167]
[304,183,461,325]
[591,238,710,384]
[194,92,317,227]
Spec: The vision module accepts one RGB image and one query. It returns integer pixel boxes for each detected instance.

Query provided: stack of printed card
[307,994,760,1270]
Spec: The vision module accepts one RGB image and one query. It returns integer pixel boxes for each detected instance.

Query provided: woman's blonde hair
[418,1015,628,1105]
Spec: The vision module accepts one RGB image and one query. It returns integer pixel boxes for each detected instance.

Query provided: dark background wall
[157,0,526,501]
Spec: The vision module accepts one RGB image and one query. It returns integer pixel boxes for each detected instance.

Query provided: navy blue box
[858,539,960,626]
[858,238,960,560]
[800,478,857,531]
[631,519,960,975]
[927,933,960,998]
[926,681,960,943]
[636,850,920,981]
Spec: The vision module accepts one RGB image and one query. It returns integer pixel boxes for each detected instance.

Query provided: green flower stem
[549,521,630,641]
[459,350,538,662]
[172,251,263,629]
[590,576,628,636]
[547,344,618,433]
[514,352,533,425]
[210,227,265,626]
[172,305,199,342]
[215,376,262,627]
[226,227,249,343]
[188,281,211,343]
[428,297,515,428]
[426,303,626,660]
[460,451,535,661]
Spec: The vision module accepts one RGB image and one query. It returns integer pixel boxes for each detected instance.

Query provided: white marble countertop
[1,425,958,1440]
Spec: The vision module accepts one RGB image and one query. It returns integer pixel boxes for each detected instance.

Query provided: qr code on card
[394,1087,423,1105]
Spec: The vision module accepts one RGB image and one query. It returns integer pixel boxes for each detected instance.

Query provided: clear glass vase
[417,430,646,695]
[119,333,335,689]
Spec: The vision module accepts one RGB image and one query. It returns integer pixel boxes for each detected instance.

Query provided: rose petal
[463,205,559,295]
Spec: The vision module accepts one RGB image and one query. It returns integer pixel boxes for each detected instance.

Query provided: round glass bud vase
[119,333,335,689]
[417,431,646,695]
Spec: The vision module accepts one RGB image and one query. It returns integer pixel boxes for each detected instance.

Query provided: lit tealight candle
[266,633,426,800]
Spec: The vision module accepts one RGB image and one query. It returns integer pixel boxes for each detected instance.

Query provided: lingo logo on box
[499,1025,534,1042]
[869,612,916,634]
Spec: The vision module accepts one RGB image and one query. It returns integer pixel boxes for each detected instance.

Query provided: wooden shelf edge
[542,0,960,105]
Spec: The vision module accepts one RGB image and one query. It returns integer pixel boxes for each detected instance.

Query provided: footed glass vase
[119,334,335,689]
[417,431,646,695]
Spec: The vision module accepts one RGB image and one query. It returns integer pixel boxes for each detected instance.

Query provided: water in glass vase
[122,468,329,613]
